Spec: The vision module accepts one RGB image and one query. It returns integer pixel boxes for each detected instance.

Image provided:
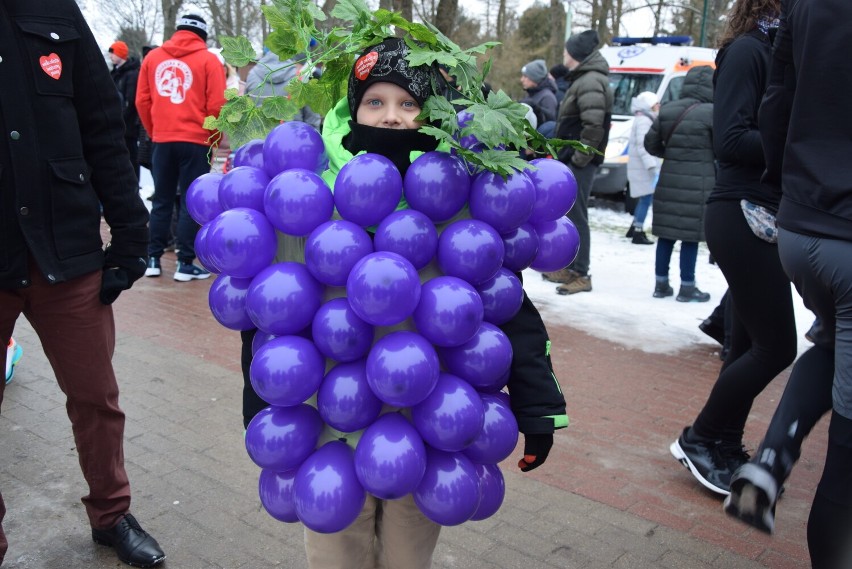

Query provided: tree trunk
[162,0,184,40]
[434,0,458,36]
[550,0,565,66]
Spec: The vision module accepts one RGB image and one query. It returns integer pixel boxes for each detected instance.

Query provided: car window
[608,73,665,116]
[661,76,685,104]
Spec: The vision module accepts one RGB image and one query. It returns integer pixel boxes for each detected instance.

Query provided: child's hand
[518,432,553,472]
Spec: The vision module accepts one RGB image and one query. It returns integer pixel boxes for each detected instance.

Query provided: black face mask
[344,121,439,177]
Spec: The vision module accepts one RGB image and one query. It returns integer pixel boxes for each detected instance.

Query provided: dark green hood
[680,65,714,103]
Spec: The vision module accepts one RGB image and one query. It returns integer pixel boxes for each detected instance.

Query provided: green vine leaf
[221,36,256,67]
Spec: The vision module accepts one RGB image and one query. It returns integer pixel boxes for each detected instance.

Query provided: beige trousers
[304,494,441,569]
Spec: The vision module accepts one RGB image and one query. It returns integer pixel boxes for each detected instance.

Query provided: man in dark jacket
[0,1,165,567]
[519,59,558,128]
[108,40,142,181]
[547,30,613,295]
[723,2,852,567]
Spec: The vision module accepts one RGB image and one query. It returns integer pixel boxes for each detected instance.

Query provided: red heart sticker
[39,53,62,80]
[354,51,378,81]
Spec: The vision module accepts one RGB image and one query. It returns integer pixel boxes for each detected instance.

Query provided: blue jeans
[654,237,698,283]
[632,194,653,228]
[149,142,211,263]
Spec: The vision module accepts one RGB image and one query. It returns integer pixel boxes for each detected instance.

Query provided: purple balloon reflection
[246,262,324,336]
[437,219,504,286]
[469,463,505,521]
[258,468,298,523]
[414,447,481,526]
[251,330,278,356]
[264,168,334,237]
[219,166,270,212]
[233,139,265,170]
[208,275,254,331]
[529,216,581,273]
[403,151,471,223]
[527,158,577,222]
[245,404,323,471]
[476,269,524,326]
[311,297,374,362]
[334,153,402,227]
[374,209,438,270]
[412,276,483,348]
[194,222,220,274]
[317,359,382,432]
[205,208,277,279]
[353,412,427,499]
[293,441,366,534]
[469,170,536,234]
[346,252,421,327]
[411,372,485,452]
[304,220,373,287]
[186,172,224,225]
[501,223,540,273]
[250,336,325,407]
[366,330,440,407]
[440,322,513,393]
[461,393,519,464]
[263,121,327,177]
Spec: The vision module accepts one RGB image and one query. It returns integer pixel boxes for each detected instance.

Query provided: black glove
[100,251,147,305]
[518,432,553,472]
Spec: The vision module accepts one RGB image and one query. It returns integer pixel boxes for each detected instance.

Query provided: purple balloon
[469,170,536,234]
[530,216,581,273]
[354,412,427,499]
[374,209,438,270]
[245,404,323,471]
[470,463,506,521]
[346,252,421,327]
[334,153,402,227]
[462,393,519,464]
[305,220,373,286]
[527,158,577,222]
[440,323,513,392]
[208,275,254,330]
[264,168,334,237]
[437,219,504,286]
[263,121,327,177]
[246,262,324,336]
[492,390,511,407]
[311,297,374,362]
[186,172,224,225]
[219,166,270,212]
[294,441,366,534]
[258,468,298,523]
[403,151,471,223]
[366,331,440,407]
[194,222,221,274]
[250,336,325,407]
[317,359,383,432]
[205,208,277,278]
[252,331,278,356]
[414,448,481,526]
[411,373,485,452]
[234,139,265,170]
[413,276,483,348]
[501,223,540,272]
[476,269,524,326]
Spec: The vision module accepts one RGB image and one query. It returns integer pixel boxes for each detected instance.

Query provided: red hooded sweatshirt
[136,30,226,146]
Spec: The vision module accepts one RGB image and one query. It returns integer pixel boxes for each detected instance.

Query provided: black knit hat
[177,14,208,41]
[347,37,437,118]
[565,29,600,62]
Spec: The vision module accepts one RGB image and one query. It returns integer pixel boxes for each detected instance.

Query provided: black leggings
[693,200,797,442]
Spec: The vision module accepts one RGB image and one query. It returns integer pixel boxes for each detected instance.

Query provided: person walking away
[546,30,613,295]
[0,1,165,566]
[136,14,226,281]
[108,40,142,182]
[644,65,715,303]
[668,0,798,499]
[722,2,852,567]
[625,91,660,245]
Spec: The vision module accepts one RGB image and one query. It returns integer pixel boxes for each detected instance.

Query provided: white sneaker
[145,257,161,277]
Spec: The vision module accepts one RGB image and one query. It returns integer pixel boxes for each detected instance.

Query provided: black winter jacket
[760,0,852,242]
[520,79,558,126]
[111,57,141,139]
[645,66,715,242]
[0,0,149,289]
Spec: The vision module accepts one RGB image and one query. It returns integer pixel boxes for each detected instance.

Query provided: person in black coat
[108,40,141,181]
[0,1,164,566]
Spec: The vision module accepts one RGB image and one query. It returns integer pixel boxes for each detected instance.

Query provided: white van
[591,36,717,209]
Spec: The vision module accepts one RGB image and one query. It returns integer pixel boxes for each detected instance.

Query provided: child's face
[355,82,423,129]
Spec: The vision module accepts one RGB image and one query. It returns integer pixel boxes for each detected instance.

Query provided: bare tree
[549,0,566,68]
[89,0,161,50]
[433,0,459,35]
[162,0,185,39]
[202,0,264,46]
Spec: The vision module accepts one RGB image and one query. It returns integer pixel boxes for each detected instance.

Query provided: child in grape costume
[241,37,568,568]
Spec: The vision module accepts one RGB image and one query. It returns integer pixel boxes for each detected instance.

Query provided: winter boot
[556,274,592,295]
[676,285,710,302]
[653,279,673,298]
[541,268,578,284]
[625,226,635,238]
[631,230,654,245]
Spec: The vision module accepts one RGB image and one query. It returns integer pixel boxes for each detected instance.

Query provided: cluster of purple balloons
[187,120,579,534]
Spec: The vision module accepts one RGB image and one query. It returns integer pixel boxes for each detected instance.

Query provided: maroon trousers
[0,266,131,562]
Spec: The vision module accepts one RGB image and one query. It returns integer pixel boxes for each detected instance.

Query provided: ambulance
[591,36,717,210]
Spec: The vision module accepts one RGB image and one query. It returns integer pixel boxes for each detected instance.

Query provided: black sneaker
[676,285,710,303]
[670,427,743,496]
[625,226,635,238]
[723,462,778,534]
[173,261,211,282]
[144,257,161,278]
[653,280,674,298]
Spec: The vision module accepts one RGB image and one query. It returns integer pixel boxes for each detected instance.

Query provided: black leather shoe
[92,513,165,567]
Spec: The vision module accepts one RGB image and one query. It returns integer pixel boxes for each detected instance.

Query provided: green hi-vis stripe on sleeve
[546,340,552,357]
[545,414,570,429]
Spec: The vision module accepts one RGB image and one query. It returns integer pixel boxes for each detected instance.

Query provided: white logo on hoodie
[155,59,193,104]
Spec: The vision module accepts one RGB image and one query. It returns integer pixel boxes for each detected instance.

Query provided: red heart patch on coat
[39,53,62,80]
